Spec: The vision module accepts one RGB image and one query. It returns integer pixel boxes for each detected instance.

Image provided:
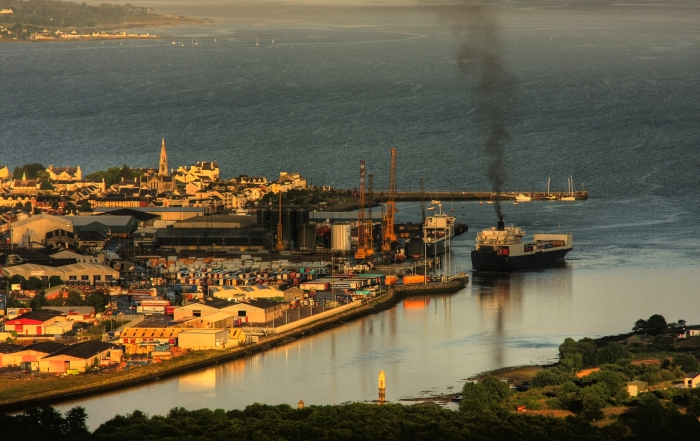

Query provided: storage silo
[297,223,317,252]
[331,223,352,252]
[295,208,309,227]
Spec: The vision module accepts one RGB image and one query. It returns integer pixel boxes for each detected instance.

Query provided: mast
[382,147,398,253]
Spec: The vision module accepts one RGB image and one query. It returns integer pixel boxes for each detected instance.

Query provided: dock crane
[368,173,374,253]
[382,147,398,253]
[276,192,284,251]
[355,160,374,259]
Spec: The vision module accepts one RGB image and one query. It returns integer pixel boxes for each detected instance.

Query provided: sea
[2,0,700,428]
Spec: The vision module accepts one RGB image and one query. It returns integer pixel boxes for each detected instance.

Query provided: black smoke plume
[444,2,516,217]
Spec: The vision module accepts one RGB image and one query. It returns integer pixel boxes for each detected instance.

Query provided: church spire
[159,138,168,177]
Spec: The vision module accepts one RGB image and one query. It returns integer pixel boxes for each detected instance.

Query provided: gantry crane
[382,147,398,253]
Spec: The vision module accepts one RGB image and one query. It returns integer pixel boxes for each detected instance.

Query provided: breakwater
[386,191,588,202]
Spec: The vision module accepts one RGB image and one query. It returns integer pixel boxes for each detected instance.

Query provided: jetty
[384,190,588,202]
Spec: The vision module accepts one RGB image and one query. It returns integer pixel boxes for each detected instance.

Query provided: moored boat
[471,216,573,271]
[405,201,458,258]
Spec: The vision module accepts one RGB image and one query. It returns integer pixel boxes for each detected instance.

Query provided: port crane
[355,160,374,259]
[382,147,398,253]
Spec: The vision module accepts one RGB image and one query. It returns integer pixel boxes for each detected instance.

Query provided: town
[0,139,459,379]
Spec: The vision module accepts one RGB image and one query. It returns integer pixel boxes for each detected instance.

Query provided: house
[177,329,229,350]
[626,380,649,397]
[686,325,700,338]
[3,309,65,335]
[684,372,700,388]
[0,341,67,368]
[39,340,115,373]
[46,165,82,181]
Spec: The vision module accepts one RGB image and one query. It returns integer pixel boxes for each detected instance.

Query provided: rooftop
[43,340,114,360]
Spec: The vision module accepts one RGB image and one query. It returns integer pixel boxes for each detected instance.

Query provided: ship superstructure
[471,216,573,271]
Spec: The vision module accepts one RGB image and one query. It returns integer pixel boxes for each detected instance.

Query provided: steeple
[159,138,168,177]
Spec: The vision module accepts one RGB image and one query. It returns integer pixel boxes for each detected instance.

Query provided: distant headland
[0,0,208,42]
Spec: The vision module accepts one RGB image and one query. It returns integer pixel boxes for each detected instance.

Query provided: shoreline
[0,280,466,413]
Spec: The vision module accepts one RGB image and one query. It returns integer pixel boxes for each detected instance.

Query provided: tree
[598,342,632,365]
[673,354,699,374]
[459,376,510,412]
[580,385,607,421]
[85,291,107,312]
[25,276,43,290]
[67,291,83,306]
[633,319,649,334]
[48,276,63,288]
[647,314,668,336]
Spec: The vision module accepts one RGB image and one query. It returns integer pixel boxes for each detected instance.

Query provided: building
[0,341,67,368]
[45,306,95,322]
[211,285,283,300]
[684,372,700,388]
[44,321,74,335]
[177,329,229,350]
[38,340,115,373]
[60,215,137,237]
[8,213,74,247]
[626,380,649,397]
[119,327,186,354]
[93,207,206,223]
[46,165,82,181]
[1,262,119,286]
[173,311,237,329]
[3,309,65,335]
[231,299,287,323]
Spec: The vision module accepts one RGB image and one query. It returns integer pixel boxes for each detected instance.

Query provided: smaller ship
[405,200,457,258]
[515,193,531,202]
[471,215,573,271]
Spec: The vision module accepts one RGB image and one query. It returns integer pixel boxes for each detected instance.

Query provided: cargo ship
[471,216,573,271]
[406,201,459,258]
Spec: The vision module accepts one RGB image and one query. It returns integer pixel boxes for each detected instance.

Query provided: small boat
[479,200,483,205]
[544,177,557,200]
[487,200,493,205]
[561,176,576,201]
[513,201,519,205]
[515,193,531,202]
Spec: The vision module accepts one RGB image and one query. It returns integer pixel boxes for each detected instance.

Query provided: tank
[297,223,316,251]
[257,208,272,230]
[283,209,296,249]
[270,210,280,232]
[331,223,352,252]
[296,208,309,227]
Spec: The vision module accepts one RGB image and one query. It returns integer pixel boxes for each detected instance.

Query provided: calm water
[2,0,700,428]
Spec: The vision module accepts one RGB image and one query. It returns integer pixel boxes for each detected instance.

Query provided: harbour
[2,0,699,431]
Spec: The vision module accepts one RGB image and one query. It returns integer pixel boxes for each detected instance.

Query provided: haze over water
[2,0,699,428]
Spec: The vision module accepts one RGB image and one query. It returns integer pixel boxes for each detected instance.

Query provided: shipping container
[403,275,425,285]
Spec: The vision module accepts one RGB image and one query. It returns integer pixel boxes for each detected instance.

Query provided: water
[2,0,699,428]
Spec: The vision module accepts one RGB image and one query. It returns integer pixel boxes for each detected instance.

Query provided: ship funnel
[497,215,505,231]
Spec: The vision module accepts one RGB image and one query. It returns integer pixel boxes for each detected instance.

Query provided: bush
[673,354,699,374]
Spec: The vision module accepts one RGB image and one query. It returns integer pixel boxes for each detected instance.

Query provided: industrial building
[39,340,117,373]
[3,309,65,335]
[177,329,229,350]
[1,262,119,285]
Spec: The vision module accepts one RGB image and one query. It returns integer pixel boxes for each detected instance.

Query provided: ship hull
[406,236,448,258]
[471,247,572,271]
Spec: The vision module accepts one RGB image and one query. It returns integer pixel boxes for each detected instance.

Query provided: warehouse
[232,299,287,323]
[178,329,229,350]
[61,215,138,237]
[173,311,237,329]
[1,262,119,286]
[9,213,74,248]
[39,340,115,373]
[0,341,67,368]
[120,327,186,355]
[3,309,65,335]
[154,227,268,252]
